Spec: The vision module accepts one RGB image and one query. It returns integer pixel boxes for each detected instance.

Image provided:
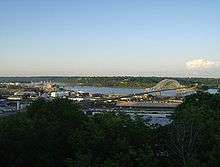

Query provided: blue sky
[0,0,220,77]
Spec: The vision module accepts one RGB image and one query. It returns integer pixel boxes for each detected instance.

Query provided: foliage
[0,99,85,167]
[0,93,220,167]
[0,99,156,167]
[156,92,220,167]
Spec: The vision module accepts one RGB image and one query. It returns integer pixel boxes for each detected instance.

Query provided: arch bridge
[148,79,181,90]
[144,79,195,96]
[109,79,196,100]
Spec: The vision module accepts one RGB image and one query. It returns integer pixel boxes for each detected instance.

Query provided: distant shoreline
[0,76,219,89]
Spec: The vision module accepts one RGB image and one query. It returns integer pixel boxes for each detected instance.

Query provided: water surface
[69,85,180,96]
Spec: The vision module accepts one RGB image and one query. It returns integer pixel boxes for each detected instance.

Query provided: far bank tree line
[0,76,220,89]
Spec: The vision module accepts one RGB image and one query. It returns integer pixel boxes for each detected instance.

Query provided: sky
[0,0,220,77]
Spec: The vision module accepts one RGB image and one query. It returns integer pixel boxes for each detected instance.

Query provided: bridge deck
[116,101,180,108]
[109,86,195,100]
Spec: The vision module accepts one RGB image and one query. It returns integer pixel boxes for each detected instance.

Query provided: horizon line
[0,75,219,79]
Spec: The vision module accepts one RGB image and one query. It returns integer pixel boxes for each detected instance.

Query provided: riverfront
[1,78,218,126]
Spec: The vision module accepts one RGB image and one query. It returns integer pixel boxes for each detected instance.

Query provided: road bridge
[107,79,196,100]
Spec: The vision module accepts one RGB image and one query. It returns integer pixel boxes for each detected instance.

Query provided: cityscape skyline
[1,0,220,77]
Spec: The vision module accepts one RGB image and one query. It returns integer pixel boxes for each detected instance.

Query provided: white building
[51,91,70,98]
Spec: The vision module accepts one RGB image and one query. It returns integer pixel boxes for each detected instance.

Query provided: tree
[158,92,220,167]
[0,98,86,167]
[66,112,158,167]
[0,99,157,167]
[2,93,218,167]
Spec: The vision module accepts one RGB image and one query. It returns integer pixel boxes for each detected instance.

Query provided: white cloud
[186,59,220,70]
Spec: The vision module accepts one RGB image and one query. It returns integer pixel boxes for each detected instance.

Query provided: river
[66,86,218,96]
[68,85,178,96]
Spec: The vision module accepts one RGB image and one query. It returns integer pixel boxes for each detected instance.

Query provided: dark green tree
[0,99,157,167]
[158,92,220,167]
[0,98,86,167]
